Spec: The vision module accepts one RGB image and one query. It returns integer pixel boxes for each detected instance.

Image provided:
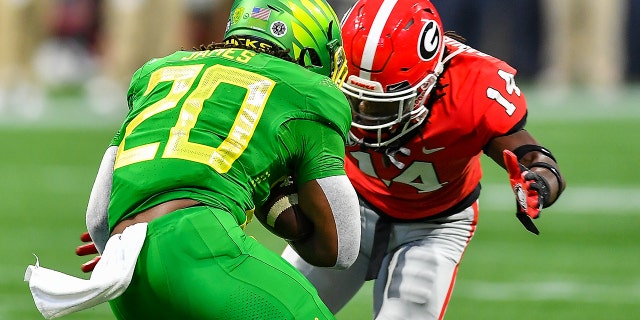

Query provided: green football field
[2,85,639,319]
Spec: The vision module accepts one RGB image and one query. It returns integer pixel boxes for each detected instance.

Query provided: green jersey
[108,48,351,230]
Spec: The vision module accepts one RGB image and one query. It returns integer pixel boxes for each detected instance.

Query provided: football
[255,176,313,241]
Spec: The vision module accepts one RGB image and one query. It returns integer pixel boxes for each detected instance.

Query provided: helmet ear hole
[298,48,323,68]
[328,20,334,41]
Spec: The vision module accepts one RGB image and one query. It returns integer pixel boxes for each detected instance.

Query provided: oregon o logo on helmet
[418,20,441,61]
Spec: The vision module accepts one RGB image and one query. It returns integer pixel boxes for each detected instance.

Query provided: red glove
[76,231,101,273]
[503,150,548,235]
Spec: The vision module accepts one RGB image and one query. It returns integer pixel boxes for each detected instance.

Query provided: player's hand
[76,231,101,273]
[503,150,550,234]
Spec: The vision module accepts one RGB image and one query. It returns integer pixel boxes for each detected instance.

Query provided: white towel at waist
[24,222,148,319]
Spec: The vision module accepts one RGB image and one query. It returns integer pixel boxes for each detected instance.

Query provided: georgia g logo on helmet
[417,20,441,61]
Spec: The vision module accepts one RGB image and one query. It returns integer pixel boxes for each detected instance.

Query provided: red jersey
[345,38,528,220]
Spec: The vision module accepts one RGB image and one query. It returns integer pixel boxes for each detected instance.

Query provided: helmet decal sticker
[247,7,271,29]
[271,21,288,37]
[418,20,440,61]
[386,81,411,93]
[346,76,383,92]
[232,7,244,24]
[250,7,271,20]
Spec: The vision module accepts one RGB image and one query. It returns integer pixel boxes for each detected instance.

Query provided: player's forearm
[317,176,361,268]
[526,161,565,206]
[86,146,117,253]
[290,175,360,268]
[515,147,565,207]
[288,232,337,267]
[486,131,566,207]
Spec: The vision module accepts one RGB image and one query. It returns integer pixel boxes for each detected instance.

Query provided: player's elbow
[296,230,360,269]
[332,239,360,269]
[332,213,361,269]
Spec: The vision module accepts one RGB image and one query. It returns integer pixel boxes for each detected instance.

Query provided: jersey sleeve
[300,77,352,144]
[278,119,347,184]
[470,60,528,142]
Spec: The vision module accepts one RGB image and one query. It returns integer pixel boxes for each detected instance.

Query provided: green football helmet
[224,0,348,86]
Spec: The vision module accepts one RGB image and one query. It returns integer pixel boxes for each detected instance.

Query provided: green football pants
[109,205,335,320]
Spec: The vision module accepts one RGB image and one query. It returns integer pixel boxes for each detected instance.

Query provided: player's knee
[386,246,453,305]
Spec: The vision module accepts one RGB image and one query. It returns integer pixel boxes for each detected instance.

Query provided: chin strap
[433,39,468,77]
[385,147,411,169]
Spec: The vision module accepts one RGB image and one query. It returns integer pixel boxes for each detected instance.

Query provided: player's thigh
[374,209,476,319]
[373,240,460,320]
[282,245,369,313]
[232,243,336,319]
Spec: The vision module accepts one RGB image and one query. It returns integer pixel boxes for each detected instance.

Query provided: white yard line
[455,279,640,304]
[480,184,640,214]
[3,164,638,214]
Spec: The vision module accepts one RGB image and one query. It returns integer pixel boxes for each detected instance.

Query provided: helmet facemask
[343,59,441,148]
[326,21,349,87]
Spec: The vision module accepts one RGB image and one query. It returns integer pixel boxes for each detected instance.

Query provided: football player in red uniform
[282,0,566,318]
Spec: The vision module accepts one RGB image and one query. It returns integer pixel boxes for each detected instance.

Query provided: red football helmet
[341,0,446,148]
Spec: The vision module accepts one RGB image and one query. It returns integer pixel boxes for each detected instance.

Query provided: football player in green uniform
[70,0,359,318]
